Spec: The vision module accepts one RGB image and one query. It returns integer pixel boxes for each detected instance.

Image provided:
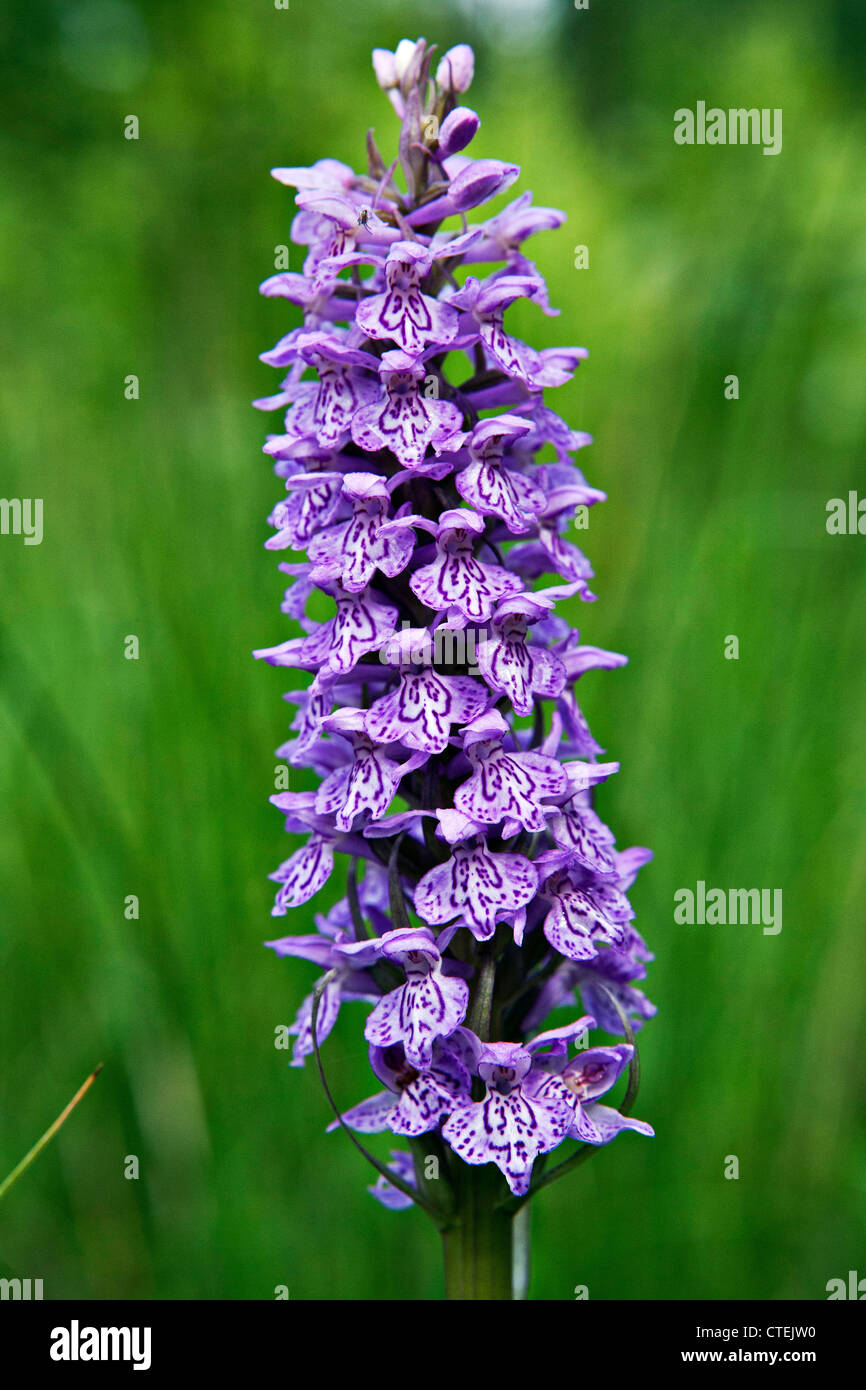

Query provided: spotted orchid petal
[414,838,538,940]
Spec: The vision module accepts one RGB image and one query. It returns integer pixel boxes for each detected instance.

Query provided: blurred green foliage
[0,0,864,1300]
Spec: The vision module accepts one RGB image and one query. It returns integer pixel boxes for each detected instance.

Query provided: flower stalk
[441,1163,515,1301]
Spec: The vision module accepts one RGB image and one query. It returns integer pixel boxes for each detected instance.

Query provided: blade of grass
[0,1065,103,1202]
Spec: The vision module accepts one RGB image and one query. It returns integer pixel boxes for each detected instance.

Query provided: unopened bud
[437,106,481,158]
[436,44,474,94]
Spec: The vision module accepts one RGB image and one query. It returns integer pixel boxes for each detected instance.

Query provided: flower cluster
[255,37,654,1201]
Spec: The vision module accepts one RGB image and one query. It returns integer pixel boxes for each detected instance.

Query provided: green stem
[467,948,496,1041]
[441,1163,515,1300]
[512,1202,531,1300]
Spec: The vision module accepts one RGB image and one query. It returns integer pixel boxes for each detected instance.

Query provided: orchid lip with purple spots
[253,35,654,1234]
[441,1019,595,1195]
[362,926,470,1067]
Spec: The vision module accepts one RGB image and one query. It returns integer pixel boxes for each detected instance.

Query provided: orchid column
[253,37,655,1301]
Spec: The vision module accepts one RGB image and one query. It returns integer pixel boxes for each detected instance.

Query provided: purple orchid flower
[459,191,566,264]
[476,593,575,716]
[253,36,655,1297]
[355,241,460,355]
[351,351,464,470]
[292,332,380,449]
[448,415,547,535]
[313,709,426,829]
[265,461,346,551]
[536,1042,655,1144]
[539,861,630,962]
[407,508,525,624]
[366,627,488,752]
[442,1018,593,1195]
[413,810,538,941]
[454,709,567,834]
[254,580,398,675]
[264,792,373,912]
[306,472,415,593]
[331,1039,471,1138]
[363,926,470,1067]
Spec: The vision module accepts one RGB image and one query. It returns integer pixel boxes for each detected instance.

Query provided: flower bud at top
[436,43,474,93]
[373,39,426,117]
[394,38,423,84]
[372,48,398,90]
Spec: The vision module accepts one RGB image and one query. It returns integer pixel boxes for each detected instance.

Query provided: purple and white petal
[368,1152,417,1211]
[366,670,487,754]
[365,971,469,1067]
[331,1091,395,1134]
[286,974,342,1067]
[414,841,538,940]
[443,1067,573,1195]
[269,834,335,913]
[580,1103,655,1144]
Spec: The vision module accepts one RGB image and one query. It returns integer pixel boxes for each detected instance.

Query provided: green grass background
[1,0,864,1299]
